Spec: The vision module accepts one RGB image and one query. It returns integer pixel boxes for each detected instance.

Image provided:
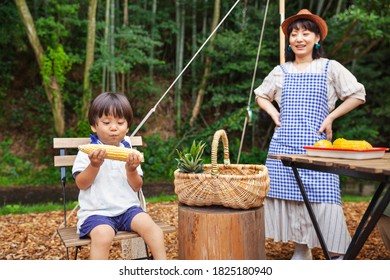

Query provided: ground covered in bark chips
[0,201,389,260]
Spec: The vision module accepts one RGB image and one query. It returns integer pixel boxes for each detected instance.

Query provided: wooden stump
[178,203,266,260]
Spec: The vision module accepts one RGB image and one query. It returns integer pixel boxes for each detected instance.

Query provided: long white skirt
[265,197,351,254]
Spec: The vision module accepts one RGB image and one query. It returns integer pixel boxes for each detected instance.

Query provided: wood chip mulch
[0,201,389,260]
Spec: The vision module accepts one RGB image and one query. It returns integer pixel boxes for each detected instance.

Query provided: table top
[268,153,390,176]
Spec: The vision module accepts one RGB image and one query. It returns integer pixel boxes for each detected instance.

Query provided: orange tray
[303,146,389,160]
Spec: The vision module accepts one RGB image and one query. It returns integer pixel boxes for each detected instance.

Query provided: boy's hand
[125,153,143,191]
[125,153,141,172]
[89,148,106,168]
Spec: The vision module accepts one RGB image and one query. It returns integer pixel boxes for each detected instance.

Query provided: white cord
[237,0,270,163]
[131,0,242,137]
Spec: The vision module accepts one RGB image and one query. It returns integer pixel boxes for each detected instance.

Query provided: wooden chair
[53,137,175,260]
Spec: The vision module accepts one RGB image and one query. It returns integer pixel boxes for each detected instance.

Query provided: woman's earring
[314,43,320,50]
[287,45,292,52]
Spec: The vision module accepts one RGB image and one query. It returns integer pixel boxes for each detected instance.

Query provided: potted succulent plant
[175,140,206,173]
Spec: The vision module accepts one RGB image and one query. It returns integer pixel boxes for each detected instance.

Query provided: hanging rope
[236,0,270,163]
[131,0,242,137]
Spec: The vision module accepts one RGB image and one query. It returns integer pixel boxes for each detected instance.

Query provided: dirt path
[0,201,389,260]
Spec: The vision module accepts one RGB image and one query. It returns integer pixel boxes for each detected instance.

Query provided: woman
[254,9,366,260]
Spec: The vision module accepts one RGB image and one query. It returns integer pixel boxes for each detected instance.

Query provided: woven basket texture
[174,130,270,209]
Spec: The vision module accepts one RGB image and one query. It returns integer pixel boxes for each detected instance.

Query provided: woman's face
[289,25,320,60]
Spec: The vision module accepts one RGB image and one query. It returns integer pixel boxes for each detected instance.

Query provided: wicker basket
[174,129,270,209]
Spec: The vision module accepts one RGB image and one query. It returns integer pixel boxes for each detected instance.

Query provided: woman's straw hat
[281,9,328,40]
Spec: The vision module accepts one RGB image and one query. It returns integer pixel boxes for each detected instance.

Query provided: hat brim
[281,12,328,40]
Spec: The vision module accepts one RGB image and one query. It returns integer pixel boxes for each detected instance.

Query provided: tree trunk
[336,0,343,14]
[109,0,116,92]
[328,20,357,57]
[175,0,185,133]
[81,0,98,121]
[341,37,383,65]
[323,0,334,17]
[242,0,247,30]
[298,0,304,9]
[191,0,197,105]
[102,0,110,91]
[149,0,157,79]
[120,0,129,94]
[14,0,65,135]
[201,0,208,63]
[309,0,314,12]
[189,0,220,127]
[178,204,266,260]
[316,0,325,16]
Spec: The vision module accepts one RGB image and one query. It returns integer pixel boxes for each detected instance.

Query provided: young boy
[72,92,166,260]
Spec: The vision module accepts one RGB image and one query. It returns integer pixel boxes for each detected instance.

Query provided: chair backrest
[53,136,143,167]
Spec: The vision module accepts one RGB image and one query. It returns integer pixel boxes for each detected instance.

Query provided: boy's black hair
[88,92,133,127]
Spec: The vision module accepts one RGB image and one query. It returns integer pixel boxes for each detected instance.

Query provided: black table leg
[290,164,331,260]
[344,183,390,260]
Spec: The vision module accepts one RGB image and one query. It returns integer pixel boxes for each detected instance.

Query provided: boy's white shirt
[72,137,143,232]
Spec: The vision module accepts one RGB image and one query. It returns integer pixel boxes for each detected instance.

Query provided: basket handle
[211,129,230,175]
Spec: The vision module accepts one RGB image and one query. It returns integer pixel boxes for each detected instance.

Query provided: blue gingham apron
[265,59,341,205]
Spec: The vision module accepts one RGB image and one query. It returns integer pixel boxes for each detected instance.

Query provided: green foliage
[351,46,390,147]
[235,146,268,166]
[0,196,179,215]
[1,0,389,189]
[115,25,164,72]
[326,7,387,63]
[145,194,178,203]
[141,134,178,182]
[341,196,372,203]
[0,137,59,186]
[76,120,93,137]
[126,77,168,114]
[2,87,53,156]
[35,1,80,46]
[0,3,26,124]
[182,27,277,142]
[91,25,164,84]
[333,108,379,143]
[0,139,33,185]
[335,8,384,37]
[41,45,73,88]
[0,201,78,216]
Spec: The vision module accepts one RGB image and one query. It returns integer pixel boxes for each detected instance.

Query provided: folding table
[267,153,390,260]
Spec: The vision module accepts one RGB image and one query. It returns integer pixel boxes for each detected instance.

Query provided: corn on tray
[303,146,388,160]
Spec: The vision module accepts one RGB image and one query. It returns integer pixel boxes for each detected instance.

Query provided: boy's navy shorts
[79,206,144,238]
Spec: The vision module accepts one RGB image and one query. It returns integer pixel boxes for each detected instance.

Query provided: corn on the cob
[78,144,144,162]
[333,138,373,150]
[314,140,333,148]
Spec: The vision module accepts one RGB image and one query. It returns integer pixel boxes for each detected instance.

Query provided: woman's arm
[256,97,282,127]
[318,97,364,140]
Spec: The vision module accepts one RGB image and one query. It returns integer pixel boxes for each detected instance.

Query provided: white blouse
[254,58,366,112]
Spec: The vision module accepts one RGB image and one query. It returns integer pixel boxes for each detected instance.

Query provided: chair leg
[65,247,78,260]
[144,242,152,260]
[74,246,80,260]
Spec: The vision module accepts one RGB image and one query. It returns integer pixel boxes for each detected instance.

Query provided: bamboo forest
[0,0,389,185]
